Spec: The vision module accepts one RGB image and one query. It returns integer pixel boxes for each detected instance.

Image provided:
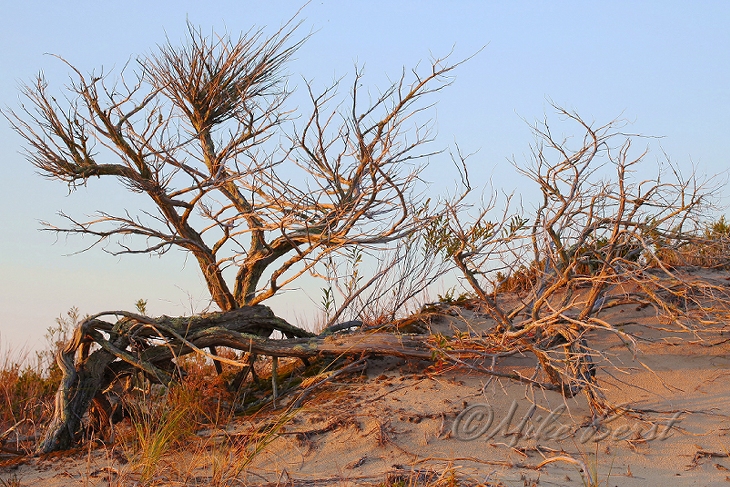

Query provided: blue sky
[1,1,729,353]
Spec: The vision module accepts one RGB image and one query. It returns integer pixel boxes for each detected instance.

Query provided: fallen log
[38,304,600,453]
[37,305,433,453]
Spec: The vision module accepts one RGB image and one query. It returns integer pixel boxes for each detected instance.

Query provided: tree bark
[37,305,432,453]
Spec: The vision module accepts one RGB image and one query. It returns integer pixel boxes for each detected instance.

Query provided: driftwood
[38,306,433,453]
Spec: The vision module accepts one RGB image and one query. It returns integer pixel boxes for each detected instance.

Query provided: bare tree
[427,107,722,409]
[4,21,471,452]
[5,21,459,319]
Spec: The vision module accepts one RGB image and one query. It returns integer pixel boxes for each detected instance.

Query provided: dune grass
[0,346,59,454]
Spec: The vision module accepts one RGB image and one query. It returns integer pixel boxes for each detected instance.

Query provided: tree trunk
[37,305,432,453]
[38,330,128,452]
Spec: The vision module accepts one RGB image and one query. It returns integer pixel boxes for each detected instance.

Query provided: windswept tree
[6,21,459,318]
[5,22,469,452]
[427,107,720,408]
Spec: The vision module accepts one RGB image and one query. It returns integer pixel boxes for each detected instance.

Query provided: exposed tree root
[41,293,671,453]
[38,305,436,453]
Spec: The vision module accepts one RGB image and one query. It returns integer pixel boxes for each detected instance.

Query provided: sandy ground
[3,270,730,486]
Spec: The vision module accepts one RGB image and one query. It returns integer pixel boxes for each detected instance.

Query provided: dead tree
[427,107,721,411]
[5,21,459,314]
[37,305,439,453]
[4,21,467,452]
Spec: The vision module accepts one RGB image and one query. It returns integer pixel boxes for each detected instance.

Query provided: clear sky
[1,1,728,354]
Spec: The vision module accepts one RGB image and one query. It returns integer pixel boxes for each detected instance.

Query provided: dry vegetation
[2,229,730,485]
[3,16,730,487]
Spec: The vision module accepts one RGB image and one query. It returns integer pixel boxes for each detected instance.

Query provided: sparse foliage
[134,299,148,315]
[428,107,723,408]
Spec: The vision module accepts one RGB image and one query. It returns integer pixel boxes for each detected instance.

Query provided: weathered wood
[38,305,433,453]
[85,306,315,339]
[38,323,127,453]
[136,328,433,364]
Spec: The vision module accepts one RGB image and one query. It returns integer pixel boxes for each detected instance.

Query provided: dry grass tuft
[1,354,64,454]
